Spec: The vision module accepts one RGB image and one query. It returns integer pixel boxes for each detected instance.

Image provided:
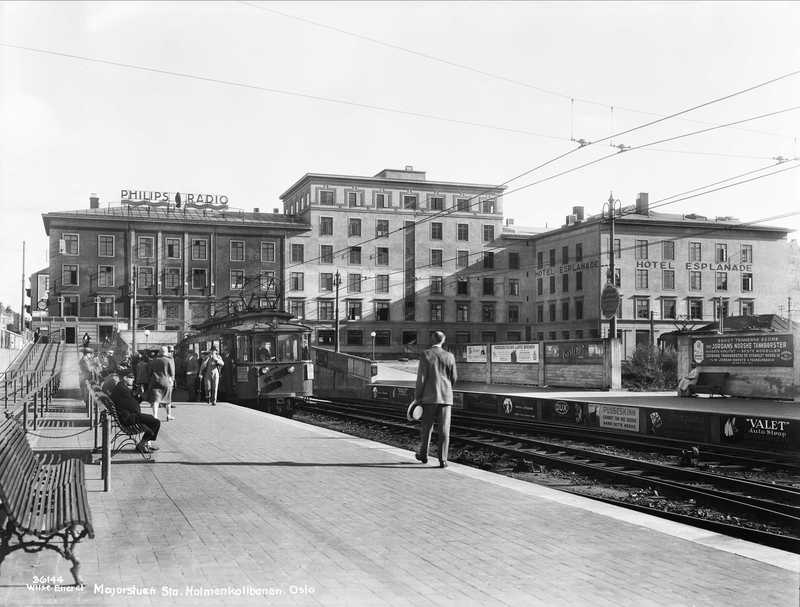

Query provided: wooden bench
[0,417,94,585]
[690,371,730,397]
[91,388,151,461]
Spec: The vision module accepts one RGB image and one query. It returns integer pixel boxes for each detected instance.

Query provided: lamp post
[144,329,150,350]
[334,271,342,352]
[601,193,622,340]
[370,331,376,361]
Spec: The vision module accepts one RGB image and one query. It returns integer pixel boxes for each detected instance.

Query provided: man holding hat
[111,371,161,454]
[414,331,457,468]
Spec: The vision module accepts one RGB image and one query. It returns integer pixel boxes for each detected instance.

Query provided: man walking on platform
[414,331,457,468]
[111,371,160,454]
[148,345,175,421]
[199,345,224,406]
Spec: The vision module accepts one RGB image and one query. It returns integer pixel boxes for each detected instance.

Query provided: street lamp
[144,329,150,350]
[370,331,376,361]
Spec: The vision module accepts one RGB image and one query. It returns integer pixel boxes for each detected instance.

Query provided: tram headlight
[259,366,269,375]
[286,365,296,374]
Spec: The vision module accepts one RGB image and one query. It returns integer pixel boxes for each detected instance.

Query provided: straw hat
[406,400,423,422]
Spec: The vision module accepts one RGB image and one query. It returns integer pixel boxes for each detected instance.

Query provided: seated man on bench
[677,368,699,397]
[111,371,161,454]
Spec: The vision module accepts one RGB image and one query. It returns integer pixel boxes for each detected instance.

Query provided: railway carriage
[176,310,313,416]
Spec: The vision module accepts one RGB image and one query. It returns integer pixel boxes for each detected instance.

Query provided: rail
[2,342,63,431]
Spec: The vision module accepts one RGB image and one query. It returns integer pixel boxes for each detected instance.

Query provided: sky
[1,1,799,311]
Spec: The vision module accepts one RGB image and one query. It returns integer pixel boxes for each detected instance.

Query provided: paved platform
[2,356,798,606]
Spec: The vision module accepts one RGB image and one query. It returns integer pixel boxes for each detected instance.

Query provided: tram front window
[236,335,252,363]
[277,334,300,362]
[255,335,276,362]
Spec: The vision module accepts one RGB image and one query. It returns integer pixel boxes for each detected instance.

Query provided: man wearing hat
[414,330,457,468]
[147,345,176,421]
[199,345,224,406]
[111,371,161,454]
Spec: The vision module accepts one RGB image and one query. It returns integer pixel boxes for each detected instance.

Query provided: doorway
[65,327,76,344]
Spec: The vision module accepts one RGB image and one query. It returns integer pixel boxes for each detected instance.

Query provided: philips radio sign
[120,189,229,208]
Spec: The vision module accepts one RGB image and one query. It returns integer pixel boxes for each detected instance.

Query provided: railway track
[302,398,800,553]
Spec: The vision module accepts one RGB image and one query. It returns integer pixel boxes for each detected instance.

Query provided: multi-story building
[279,167,528,356]
[37,195,309,345]
[525,193,793,357]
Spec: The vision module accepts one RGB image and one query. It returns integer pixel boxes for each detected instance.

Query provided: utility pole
[334,270,341,352]
[20,241,26,334]
[130,264,137,352]
[605,193,618,340]
[788,297,793,324]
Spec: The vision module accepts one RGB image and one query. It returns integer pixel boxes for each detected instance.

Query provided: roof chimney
[89,193,100,209]
[565,214,577,226]
[404,165,414,171]
[572,205,584,221]
[635,192,649,215]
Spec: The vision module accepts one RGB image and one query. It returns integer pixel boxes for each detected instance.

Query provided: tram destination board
[692,334,794,367]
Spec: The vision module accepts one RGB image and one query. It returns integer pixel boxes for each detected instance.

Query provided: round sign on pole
[600,283,621,319]
[37,299,48,311]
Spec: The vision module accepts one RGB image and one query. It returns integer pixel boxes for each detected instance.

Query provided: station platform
[2,361,798,606]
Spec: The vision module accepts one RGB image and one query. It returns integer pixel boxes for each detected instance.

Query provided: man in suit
[199,345,224,406]
[414,331,457,468]
[111,371,161,454]
[147,345,176,421]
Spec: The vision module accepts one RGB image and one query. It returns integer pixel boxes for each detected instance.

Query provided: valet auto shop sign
[693,334,794,367]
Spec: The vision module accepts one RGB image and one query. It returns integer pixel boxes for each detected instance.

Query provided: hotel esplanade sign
[121,189,229,209]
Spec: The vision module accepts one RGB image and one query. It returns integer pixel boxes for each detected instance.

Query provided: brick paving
[1,353,798,606]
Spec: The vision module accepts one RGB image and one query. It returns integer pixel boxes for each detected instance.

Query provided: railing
[2,342,63,430]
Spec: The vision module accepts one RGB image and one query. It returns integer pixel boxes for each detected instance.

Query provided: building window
[404,300,415,321]
[507,304,520,323]
[635,240,648,260]
[562,246,569,264]
[230,269,244,290]
[481,303,496,322]
[320,245,333,264]
[549,276,556,294]
[715,243,728,262]
[575,330,584,339]
[575,299,584,320]
[137,303,154,319]
[317,330,335,345]
[347,300,362,320]
[457,250,469,267]
[320,216,333,236]
[374,330,391,346]
[403,195,417,210]
[430,302,444,322]
[138,236,154,259]
[349,247,362,265]
[635,269,648,289]
[455,331,471,344]
[688,298,703,320]
[662,241,675,260]
[165,237,181,259]
[576,271,583,291]
[375,300,390,321]
[62,233,79,255]
[376,220,389,237]
[319,190,335,205]
[635,297,650,319]
[191,268,207,289]
[509,252,520,270]
[662,297,677,320]
[562,273,569,292]
[138,266,154,289]
[430,276,443,295]
[431,249,443,267]
[291,244,304,263]
[376,247,389,265]
[375,193,387,209]
[689,271,702,291]
[62,264,78,286]
[741,244,753,263]
[98,296,115,317]
[347,191,362,208]
[713,298,730,320]
[318,300,334,320]
[457,198,470,212]
[348,218,362,237]
[457,224,469,241]
[689,242,701,262]
[260,271,276,293]
[456,302,470,322]
[508,279,520,296]
[537,278,543,296]
[537,252,543,269]
[165,267,181,289]
[230,240,245,261]
[62,295,78,316]
[260,241,275,262]
[98,235,115,257]
[430,196,444,210]
[98,265,114,288]
[290,272,304,291]
[348,273,362,293]
[376,275,389,293]
[289,299,305,319]
[561,301,569,321]
[319,273,333,292]
[741,272,753,292]
[548,303,556,322]
[716,271,728,291]
[481,331,497,343]
[613,239,621,259]
[483,225,495,242]
[663,269,675,290]
[482,199,496,214]
[483,277,494,296]
[431,222,443,240]
[402,331,417,345]
[549,248,556,266]
[456,279,469,295]
[741,299,755,316]
[575,243,583,262]
[483,251,494,269]
[536,304,543,323]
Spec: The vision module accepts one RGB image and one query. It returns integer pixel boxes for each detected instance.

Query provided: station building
[36,195,308,345]
[524,193,794,357]
[279,167,530,357]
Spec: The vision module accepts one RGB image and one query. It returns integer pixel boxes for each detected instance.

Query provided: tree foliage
[622,345,678,391]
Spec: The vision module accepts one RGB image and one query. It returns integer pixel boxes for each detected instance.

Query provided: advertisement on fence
[591,405,639,432]
[490,343,540,363]
[692,334,794,367]
[646,409,708,442]
[720,416,794,447]
[544,341,604,364]
[466,345,488,363]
